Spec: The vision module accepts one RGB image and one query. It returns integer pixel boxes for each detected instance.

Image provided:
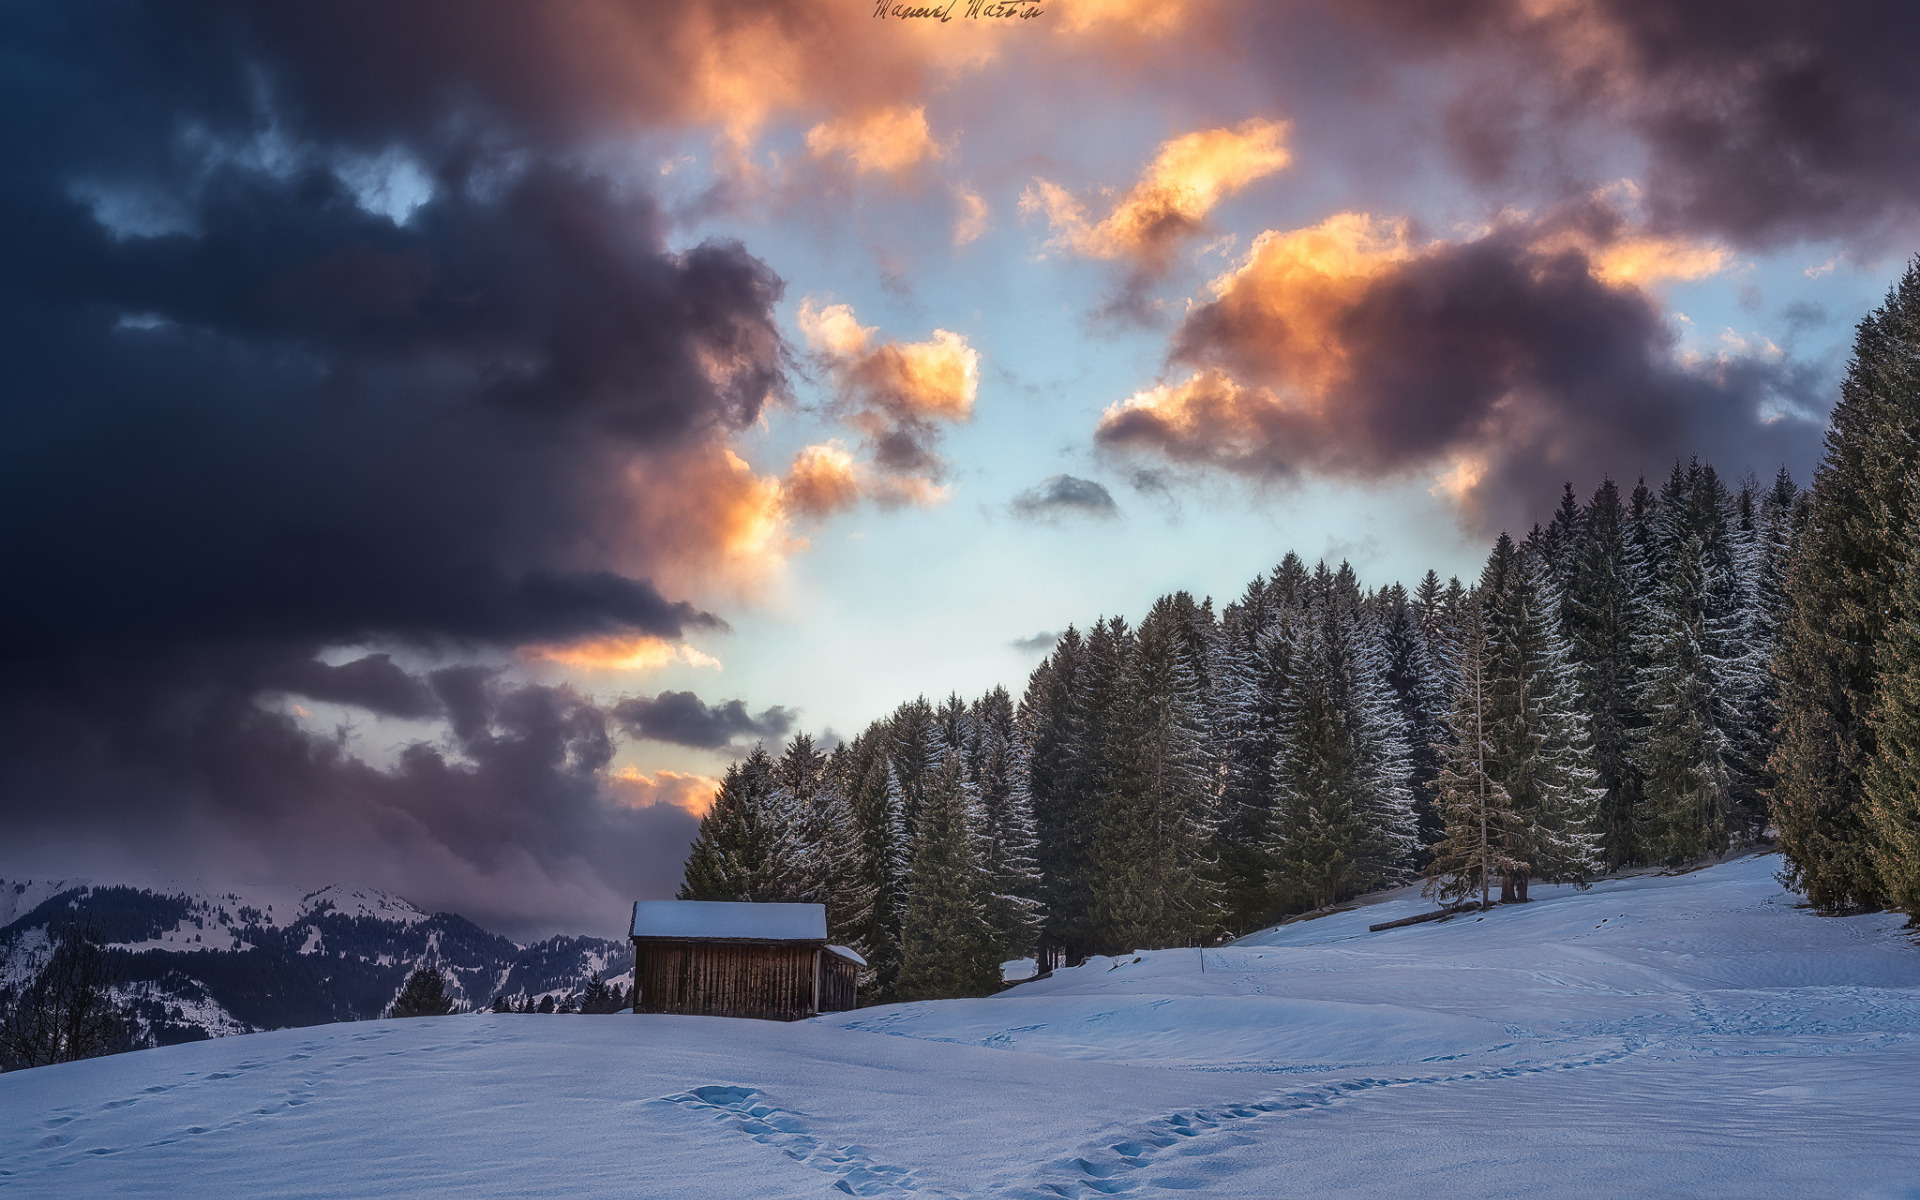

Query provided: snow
[828,944,868,967]
[4,853,1918,1198]
[294,886,427,927]
[629,900,827,941]
[0,878,85,928]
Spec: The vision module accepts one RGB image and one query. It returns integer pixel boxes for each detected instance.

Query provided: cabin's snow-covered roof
[630,900,827,942]
[826,944,867,966]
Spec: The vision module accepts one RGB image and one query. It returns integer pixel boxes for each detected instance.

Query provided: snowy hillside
[3,853,1917,1198]
[0,880,628,1044]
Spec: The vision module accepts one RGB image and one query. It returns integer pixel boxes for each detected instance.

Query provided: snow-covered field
[4,853,1917,1198]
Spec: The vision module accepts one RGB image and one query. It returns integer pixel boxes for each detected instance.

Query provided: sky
[2,0,1916,939]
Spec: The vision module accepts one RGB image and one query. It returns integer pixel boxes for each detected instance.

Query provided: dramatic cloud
[781,442,869,519]
[606,767,725,819]
[806,106,944,175]
[522,636,722,675]
[1099,204,1822,531]
[610,691,796,751]
[1024,120,1291,271]
[795,298,979,506]
[0,661,704,938]
[0,1,837,934]
[1323,0,1920,246]
[268,654,445,721]
[1011,475,1122,521]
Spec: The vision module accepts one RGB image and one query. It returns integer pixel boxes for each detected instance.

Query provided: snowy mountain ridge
[0,878,630,1046]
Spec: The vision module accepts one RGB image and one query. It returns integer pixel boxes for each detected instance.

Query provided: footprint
[657,1085,930,1196]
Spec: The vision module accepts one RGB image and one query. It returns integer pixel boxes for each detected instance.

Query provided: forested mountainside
[680,454,1805,1003]
[0,880,627,1046]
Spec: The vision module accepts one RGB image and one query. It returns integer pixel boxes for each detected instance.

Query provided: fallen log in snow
[1369,904,1482,932]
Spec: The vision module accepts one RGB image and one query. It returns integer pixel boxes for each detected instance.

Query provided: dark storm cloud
[611,692,797,751]
[272,654,443,721]
[1323,0,1920,246]
[0,2,795,932]
[1010,475,1122,522]
[0,661,699,939]
[1100,215,1825,533]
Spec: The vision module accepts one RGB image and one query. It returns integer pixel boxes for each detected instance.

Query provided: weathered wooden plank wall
[819,956,859,1013]
[632,940,819,1020]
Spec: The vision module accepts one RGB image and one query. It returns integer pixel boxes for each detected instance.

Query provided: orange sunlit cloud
[806,105,944,174]
[522,635,723,674]
[1184,210,1415,396]
[1098,194,1772,533]
[780,439,952,517]
[954,186,990,246]
[795,297,978,504]
[607,765,723,817]
[783,441,865,517]
[1025,119,1292,269]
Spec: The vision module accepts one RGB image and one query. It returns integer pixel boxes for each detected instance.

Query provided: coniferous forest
[682,265,1920,1005]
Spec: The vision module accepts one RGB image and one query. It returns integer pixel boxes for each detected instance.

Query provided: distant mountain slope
[0,880,629,1045]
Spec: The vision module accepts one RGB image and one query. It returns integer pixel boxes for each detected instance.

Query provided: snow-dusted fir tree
[886,697,944,844]
[1631,534,1738,865]
[1862,474,1920,922]
[840,731,908,999]
[1425,591,1527,908]
[1375,582,1448,861]
[1563,478,1648,868]
[771,734,872,943]
[1771,267,1920,912]
[898,756,1001,999]
[1057,616,1133,958]
[1018,627,1088,970]
[680,746,793,902]
[1481,537,1603,898]
[1087,597,1219,954]
[1266,567,1417,912]
[1213,577,1299,930]
[967,686,1043,960]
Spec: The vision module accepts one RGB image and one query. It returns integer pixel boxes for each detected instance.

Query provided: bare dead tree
[0,918,128,1069]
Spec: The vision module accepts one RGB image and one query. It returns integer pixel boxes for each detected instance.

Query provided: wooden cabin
[629,900,863,1021]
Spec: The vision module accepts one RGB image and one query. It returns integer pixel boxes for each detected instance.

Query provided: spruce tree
[968,687,1044,959]
[1213,563,1306,931]
[1774,261,1920,912]
[1087,599,1219,953]
[1863,477,1920,922]
[391,966,457,1018]
[888,698,941,841]
[1634,534,1736,864]
[1266,569,1417,911]
[1425,595,1527,907]
[1564,478,1647,867]
[680,746,791,902]
[1056,616,1133,959]
[842,730,908,999]
[898,757,1002,999]
[1020,628,1091,970]
[1376,583,1447,861]
[1480,537,1604,897]
[772,734,872,940]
